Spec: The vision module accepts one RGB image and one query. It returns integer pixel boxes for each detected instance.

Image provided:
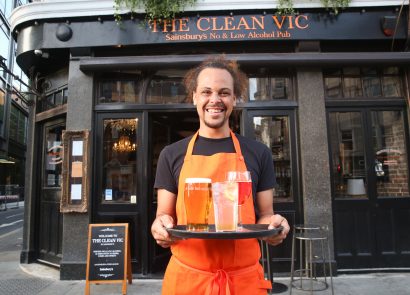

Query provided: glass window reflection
[329,112,367,199]
[372,111,409,198]
[102,118,138,203]
[97,78,142,104]
[249,77,292,101]
[146,69,187,104]
[44,124,64,187]
[252,116,292,202]
[324,67,403,98]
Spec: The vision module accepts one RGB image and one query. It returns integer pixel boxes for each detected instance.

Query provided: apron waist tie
[172,256,270,295]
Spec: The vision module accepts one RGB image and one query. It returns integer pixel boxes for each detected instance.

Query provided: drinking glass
[184,178,212,231]
[226,171,252,229]
[212,181,238,232]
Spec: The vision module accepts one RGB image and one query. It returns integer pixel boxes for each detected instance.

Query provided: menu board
[85,223,132,295]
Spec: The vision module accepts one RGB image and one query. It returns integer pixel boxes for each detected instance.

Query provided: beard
[204,116,228,129]
[202,102,230,129]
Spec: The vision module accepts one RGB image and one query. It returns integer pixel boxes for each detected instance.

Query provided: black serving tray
[167,224,283,240]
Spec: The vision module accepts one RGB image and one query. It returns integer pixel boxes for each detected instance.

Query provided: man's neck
[198,126,231,139]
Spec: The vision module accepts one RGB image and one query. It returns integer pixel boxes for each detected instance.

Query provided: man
[151,56,290,295]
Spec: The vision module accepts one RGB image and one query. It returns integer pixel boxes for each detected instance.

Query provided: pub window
[102,118,138,203]
[97,78,141,104]
[324,67,403,98]
[382,67,403,97]
[38,87,68,113]
[248,76,293,101]
[146,69,187,104]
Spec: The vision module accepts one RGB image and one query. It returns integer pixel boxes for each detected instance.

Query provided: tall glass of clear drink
[212,181,238,232]
[184,178,212,231]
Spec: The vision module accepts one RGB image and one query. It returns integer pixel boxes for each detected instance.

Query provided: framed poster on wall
[60,130,90,213]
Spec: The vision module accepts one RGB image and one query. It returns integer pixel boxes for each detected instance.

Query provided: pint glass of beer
[184,178,212,231]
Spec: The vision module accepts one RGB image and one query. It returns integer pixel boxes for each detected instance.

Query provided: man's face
[193,68,236,132]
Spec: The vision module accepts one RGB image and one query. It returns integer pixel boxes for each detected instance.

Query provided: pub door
[37,119,65,265]
[245,109,301,272]
[94,113,143,273]
[328,108,410,269]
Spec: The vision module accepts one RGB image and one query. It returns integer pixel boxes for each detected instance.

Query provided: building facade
[10,0,410,279]
[0,0,29,207]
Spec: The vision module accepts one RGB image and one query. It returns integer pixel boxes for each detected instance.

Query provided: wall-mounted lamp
[381,16,397,37]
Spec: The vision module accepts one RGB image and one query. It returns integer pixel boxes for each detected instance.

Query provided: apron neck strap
[184,130,244,162]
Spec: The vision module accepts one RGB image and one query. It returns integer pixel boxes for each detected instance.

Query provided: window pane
[102,118,138,203]
[383,76,402,97]
[372,111,409,198]
[249,78,269,101]
[44,124,64,187]
[252,115,293,203]
[363,76,382,97]
[43,94,55,111]
[63,88,68,104]
[146,70,186,104]
[97,79,141,104]
[271,77,291,99]
[343,77,362,97]
[55,90,63,106]
[329,112,367,199]
[324,77,342,98]
[249,77,292,101]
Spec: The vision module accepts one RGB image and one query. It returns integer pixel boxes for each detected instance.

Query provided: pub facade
[10,0,410,279]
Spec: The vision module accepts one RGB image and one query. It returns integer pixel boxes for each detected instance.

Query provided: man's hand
[151,214,179,248]
[258,214,290,246]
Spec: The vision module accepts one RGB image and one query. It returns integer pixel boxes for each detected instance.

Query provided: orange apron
[162,131,271,295]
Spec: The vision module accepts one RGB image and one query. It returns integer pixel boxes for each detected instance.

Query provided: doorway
[147,110,243,274]
[37,119,65,265]
[148,111,198,274]
[245,109,300,272]
[328,108,410,269]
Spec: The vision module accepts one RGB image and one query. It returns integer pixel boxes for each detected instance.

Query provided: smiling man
[151,56,290,295]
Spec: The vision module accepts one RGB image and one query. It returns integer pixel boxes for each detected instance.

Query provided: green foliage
[113,0,351,24]
[114,0,197,23]
[320,0,351,14]
[277,0,294,15]
[277,0,351,15]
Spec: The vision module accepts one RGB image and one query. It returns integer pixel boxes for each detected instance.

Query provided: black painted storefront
[12,5,410,278]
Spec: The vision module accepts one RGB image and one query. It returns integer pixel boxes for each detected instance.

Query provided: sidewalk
[15,261,410,294]
[1,233,409,294]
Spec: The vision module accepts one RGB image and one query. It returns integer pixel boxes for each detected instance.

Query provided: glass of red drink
[226,171,252,229]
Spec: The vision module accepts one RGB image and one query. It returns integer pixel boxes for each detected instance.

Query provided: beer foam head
[185,178,212,183]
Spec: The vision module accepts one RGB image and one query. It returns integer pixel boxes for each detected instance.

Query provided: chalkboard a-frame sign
[85,223,132,295]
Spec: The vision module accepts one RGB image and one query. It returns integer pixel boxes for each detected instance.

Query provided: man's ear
[233,96,237,106]
[193,92,197,105]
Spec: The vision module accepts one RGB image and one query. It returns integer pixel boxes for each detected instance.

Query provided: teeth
[206,108,223,113]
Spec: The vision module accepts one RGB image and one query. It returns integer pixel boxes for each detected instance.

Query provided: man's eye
[220,91,230,97]
[202,90,211,95]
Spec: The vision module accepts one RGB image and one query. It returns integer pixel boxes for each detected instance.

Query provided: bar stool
[289,224,334,295]
[260,240,288,294]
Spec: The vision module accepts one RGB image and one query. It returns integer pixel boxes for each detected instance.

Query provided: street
[0,205,24,252]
